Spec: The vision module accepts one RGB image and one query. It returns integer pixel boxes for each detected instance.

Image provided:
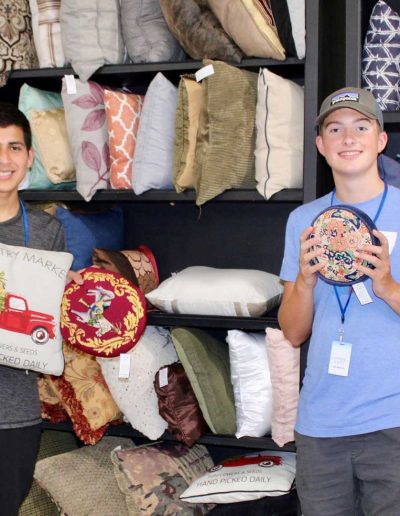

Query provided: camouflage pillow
[111,442,214,515]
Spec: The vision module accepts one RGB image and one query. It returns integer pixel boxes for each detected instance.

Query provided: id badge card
[328,340,352,376]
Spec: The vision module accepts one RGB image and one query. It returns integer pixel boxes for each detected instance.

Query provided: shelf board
[9,57,304,81]
[20,188,303,203]
[147,311,279,331]
[383,111,400,125]
[42,421,295,452]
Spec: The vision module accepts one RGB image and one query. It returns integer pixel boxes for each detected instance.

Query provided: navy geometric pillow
[362,0,400,111]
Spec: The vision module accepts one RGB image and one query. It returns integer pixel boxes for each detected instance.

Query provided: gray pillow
[121,0,186,63]
[60,0,124,81]
[159,0,243,62]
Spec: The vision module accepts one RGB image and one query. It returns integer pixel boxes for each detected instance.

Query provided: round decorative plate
[310,205,379,285]
[61,267,147,357]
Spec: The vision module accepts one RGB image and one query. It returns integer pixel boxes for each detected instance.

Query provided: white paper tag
[381,231,397,255]
[352,282,373,305]
[159,367,169,388]
[195,64,215,82]
[118,353,131,379]
[328,340,352,376]
[64,74,77,95]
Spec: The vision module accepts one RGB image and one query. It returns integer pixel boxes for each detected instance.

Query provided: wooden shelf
[42,421,295,452]
[21,188,303,204]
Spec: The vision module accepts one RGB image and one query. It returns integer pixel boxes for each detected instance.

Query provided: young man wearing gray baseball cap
[279,86,400,515]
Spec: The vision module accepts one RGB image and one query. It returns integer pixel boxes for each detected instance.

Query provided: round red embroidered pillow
[61,267,147,357]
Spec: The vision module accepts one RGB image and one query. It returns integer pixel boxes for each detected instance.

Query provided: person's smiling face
[315,107,387,179]
[0,124,34,194]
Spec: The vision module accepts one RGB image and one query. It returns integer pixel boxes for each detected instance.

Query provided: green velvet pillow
[171,327,236,435]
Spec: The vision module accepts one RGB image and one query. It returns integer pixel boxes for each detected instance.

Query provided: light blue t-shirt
[280,185,400,437]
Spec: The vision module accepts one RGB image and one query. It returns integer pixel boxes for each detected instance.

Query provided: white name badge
[328,340,352,377]
[381,231,397,255]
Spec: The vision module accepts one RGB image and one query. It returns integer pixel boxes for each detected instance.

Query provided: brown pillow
[92,246,159,295]
[154,362,210,446]
[159,0,243,62]
[173,75,203,193]
[195,59,258,205]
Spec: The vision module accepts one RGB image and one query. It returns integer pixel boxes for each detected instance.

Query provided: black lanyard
[331,182,388,325]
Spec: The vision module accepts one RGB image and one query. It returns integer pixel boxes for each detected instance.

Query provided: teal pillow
[171,327,236,435]
[18,83,76,190]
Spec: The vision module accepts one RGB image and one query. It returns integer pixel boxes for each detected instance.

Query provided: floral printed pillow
[62,78,110,201]
[45,343,122,444]
[111,442,213,515]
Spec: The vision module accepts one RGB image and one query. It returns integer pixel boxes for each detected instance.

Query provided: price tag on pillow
[64,75,77,95]
[119,353,131,378]
[195,64,215,82]
[159,366,169,387]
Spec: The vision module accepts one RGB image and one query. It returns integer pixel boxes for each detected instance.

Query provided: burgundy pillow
[154,362,209,446]
[61,267,147,357]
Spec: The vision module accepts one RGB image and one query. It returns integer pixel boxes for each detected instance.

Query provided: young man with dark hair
[0,101,79,515]
[279,87,400,515]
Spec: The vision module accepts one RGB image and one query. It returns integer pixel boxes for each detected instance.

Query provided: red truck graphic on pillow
[0,293,55,344]
[209,454,283,472]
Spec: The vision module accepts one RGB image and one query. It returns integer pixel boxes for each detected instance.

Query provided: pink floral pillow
[104,90,144,189]
[62,78,110,201]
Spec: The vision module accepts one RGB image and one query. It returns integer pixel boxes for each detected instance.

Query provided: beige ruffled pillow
[173,75,203,193]
[29,108,76,184]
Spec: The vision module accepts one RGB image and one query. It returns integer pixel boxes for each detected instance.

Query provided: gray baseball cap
[315,87,384,129]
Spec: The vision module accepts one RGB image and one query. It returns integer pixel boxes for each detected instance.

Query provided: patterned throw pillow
[19,83,76,190]
[29,108,76,184]
[111,442,213,515]
[45,343,122,444]
[28,0,65,67]
[61,78,110,201]
[362,0,400,111]
[104,90,144,189]
[0,0,38,87]
[38,375,68,423]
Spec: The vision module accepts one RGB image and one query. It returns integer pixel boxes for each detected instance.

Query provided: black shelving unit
[1,0,325,464]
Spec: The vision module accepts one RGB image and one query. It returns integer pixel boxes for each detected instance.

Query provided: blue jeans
[295,428,400,516]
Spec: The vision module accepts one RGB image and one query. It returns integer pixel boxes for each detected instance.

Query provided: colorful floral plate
[61,267,147,357]
[310,205,379,285]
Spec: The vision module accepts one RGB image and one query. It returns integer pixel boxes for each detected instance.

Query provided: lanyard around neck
[331,182,388,324]
[19,199,29,247]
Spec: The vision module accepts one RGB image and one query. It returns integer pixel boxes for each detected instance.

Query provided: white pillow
[132,72,178,195]
[180,450,296,503]
[226,330,272,438]
[97,326,178,440]
[287,0,306,59]
[29,0,66,67]
[255,68,304,200]
[146,266,283,317]
[0,243,72,375]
